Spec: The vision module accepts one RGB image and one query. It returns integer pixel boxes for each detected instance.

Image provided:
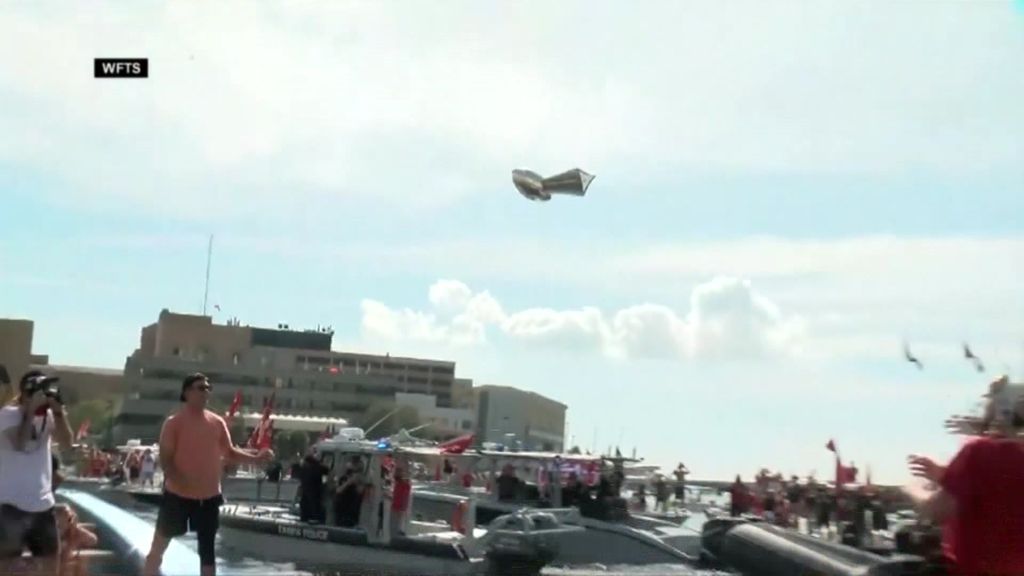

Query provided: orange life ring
[452,500,467,534]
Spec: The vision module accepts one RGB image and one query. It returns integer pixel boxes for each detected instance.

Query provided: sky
[1,1,1022,484]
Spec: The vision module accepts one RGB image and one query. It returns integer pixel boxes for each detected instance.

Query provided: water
[118,500,725,576]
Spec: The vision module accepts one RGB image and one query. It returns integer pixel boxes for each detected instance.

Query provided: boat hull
[412,492,700,566]
[218,514,486,576]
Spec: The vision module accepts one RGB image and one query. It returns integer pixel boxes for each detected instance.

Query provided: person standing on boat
[334,457,366,528]
[297,449,329,523]
[389,465,412,537]
[672,463,689,506]
[144,373,274,576]
[140,448,156,488]
[905,378,1024,575]
[0,370,74,576]
[653,474,669,512]
[728,475,750,517]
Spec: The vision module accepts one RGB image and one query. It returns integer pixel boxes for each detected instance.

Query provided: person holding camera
[0,370,73,574]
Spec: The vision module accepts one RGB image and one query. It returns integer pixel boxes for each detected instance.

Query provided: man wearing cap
[0,370,74,575]
[907,375,1024,575]
[144,373,274,576]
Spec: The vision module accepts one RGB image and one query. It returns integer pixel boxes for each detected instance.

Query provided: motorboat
[51,489,202,576]
[217,428,584,575]
[700,517,932,576]
[402,448,703,566]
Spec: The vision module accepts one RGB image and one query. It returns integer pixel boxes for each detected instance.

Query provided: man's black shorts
[156,491,223,565]
[156,491,224,537]
[0,505,59,558]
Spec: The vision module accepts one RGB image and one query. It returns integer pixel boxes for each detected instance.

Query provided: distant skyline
[2,1,1023,483]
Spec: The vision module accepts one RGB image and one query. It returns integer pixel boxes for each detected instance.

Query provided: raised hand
[907,454,945,483]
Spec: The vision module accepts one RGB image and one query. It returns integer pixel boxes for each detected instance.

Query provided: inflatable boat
[700,518,942,576]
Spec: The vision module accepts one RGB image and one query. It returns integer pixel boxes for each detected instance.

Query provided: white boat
[402,449,703,566]
[65,438,299,507]
[217,429,583,575]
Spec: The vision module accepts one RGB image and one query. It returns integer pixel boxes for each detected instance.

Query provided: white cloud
[361,277,802,361]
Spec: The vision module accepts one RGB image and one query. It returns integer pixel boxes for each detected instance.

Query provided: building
[394,392,475,439]
[0,319,33,401]
[474,385,566,452]
[113,309,470,444]
[0,319,126,405]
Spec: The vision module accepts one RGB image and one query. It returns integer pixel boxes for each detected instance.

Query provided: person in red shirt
[390,466,412,537]
[907,380,1024,575]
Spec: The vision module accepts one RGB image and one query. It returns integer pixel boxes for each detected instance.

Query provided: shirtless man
[144,373,273,576]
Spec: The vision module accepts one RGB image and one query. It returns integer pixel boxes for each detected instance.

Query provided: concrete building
[395,392,475,439]
[113,309,470,444]
[474,385,566,452]
[0,319,33,402]
[0,319,126,405]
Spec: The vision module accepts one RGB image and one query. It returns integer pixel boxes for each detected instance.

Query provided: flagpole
[202,234,213,316]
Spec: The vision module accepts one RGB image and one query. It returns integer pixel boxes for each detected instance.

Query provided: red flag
[257,419,274,450]
[826,439,836,453]
[75,419,91,441]
[247,392,276,448]
[225,390,242,421]
[439,434,474,455]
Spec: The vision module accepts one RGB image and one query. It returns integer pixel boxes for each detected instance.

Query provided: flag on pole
[247,392,276,449]
[440,434,474,455]
[75,419,91,441]
[225,390,242,421]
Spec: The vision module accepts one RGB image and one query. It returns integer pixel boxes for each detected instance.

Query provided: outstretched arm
[218,420,273,465]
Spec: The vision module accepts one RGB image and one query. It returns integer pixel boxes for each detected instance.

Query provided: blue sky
[2,1,1023,483]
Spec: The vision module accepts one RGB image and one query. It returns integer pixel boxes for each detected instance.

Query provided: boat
[65,438,299,507]
[700,517,933,576]
[395,447,704,566]
[52,488,202,576]
[216,429,584,575]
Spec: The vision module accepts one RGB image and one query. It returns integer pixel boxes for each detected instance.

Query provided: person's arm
[218,418,273,465]
[10,392,48,452]
[50,399,73,452]
[159,417,183,486]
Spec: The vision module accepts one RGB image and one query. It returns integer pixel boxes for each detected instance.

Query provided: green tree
[568,445,582,455]
[66,396,118,446]
[356,403,421,438]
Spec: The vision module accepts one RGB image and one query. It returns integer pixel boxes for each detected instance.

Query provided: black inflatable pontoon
[701,518,939,576]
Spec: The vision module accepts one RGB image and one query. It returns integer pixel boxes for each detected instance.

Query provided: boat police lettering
[277,524,328,541]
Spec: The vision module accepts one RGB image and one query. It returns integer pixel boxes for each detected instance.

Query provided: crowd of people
[726,471,894,540]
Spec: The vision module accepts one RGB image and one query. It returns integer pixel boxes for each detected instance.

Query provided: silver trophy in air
[512,168,595,202]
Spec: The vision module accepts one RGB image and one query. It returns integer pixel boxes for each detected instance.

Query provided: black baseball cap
[180,373,209,402]
[19,370,59,392]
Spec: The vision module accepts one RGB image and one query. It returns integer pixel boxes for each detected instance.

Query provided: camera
[24,375,63,405]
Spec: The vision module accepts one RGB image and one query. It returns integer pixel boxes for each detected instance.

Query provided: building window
[461,420,472,430]
[233,353,240,366]
[261,356,269,367]
[172,347,180,357]
[309,399,315,409]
